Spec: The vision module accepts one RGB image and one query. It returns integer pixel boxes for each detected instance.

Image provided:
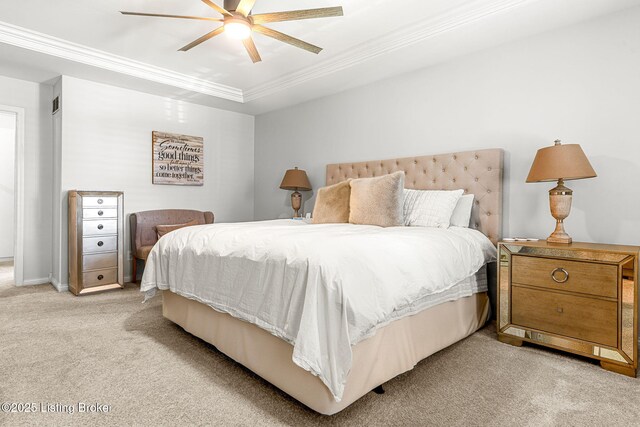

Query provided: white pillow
[403,189,464,228]
[450,194,475,227]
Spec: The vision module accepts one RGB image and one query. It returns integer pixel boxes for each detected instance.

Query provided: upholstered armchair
[129,209,214,282]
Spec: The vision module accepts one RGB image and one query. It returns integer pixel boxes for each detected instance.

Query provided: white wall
[0,112,16,259]
[52,76,255,287]
[254,6,640,246]
[0,75,53,283]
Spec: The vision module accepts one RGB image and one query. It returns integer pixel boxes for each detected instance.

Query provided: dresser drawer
[83,252,118,271]
[83,196,118,208]
[511,286,617,347]
[512,255,618,299]
[83,219,118,236]
[83,236,117,254]
[83,208,118,219]
[83,268,118,288]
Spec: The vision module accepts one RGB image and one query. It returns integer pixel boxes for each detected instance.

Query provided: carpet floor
[1,282,639,427]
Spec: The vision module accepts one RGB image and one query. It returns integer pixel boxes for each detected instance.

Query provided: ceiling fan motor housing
[224,0,243,13]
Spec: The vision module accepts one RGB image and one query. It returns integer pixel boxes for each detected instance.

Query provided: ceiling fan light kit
[224,16,252,40]
[121,0,344,63]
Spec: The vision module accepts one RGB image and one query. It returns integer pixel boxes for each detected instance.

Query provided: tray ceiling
[0,0,639,114]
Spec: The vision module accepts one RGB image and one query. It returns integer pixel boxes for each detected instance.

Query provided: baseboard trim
[0,257,14,263]
[50,276,69,293]
[20,277,50,286]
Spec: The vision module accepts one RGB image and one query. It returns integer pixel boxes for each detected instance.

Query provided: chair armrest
[129,213,139,256]
[204,211,215,224]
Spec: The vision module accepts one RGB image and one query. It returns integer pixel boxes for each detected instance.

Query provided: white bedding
[141,220,496,401]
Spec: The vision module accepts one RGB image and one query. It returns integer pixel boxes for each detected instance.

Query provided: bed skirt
[163,290,490,415]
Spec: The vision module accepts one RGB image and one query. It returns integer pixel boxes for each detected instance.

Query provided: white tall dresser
[68,191,124,295]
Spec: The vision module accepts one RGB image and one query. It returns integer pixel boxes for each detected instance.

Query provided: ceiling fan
[121,0,344,63]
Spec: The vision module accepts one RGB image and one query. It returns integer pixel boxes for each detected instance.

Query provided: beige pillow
[313,180,352,224]
[349,171,405,227]
[156,219,199,239]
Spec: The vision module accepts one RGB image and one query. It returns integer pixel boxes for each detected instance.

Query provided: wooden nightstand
[497,241,639,377]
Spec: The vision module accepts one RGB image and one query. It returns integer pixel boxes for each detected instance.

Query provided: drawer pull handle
[97,241,104,247]
[97,199,103,204]
[97,224,104,230]
[97,275,104,280]
[556,307,563,313]
[551,267,569,283]
[98,210,104,216]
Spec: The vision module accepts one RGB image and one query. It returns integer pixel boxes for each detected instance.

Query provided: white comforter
[141,220,496,401]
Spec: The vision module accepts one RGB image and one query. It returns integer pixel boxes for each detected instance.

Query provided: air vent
[52,96,59,114]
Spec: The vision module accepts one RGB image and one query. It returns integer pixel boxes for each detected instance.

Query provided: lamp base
[291,191,302,218]
[547,222,572,244]
[547,179,573,244]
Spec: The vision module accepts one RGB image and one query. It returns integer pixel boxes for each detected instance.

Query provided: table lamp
[280,167,312,218]
[526,140,596,244]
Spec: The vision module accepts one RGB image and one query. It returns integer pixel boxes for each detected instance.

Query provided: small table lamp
[526,140,597,244]
[280,167,312,218]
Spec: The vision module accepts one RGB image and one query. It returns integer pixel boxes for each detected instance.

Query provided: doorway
[0,111,16,286]
[0,105,24,287]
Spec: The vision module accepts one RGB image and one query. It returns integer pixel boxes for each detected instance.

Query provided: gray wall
[254,6,640,246]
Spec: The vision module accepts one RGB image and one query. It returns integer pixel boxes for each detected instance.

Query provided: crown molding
[243,0,532,102]
[0,0,533,106]
[0,21,244,103]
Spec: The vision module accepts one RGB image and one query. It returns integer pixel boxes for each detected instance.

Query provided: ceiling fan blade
[242,36,262,63]
[235,0,257,17]
[178,26,225,51]
[250,7,343,24]
[120,11,222,22]
[201,0,233,17]
[253,25,322,54]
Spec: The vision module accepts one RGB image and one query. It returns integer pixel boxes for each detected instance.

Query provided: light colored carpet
[1,282,639,427]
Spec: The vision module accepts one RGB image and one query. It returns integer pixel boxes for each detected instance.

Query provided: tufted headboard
[325,148,504,245]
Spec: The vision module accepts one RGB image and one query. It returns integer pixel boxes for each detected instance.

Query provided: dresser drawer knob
[97,274,104,280]
[551,267,569,283]
[556,307,563,313]
[97,224,104,230]
[97,241,104,247]
[97,210,104,216]
[97,199,103,204]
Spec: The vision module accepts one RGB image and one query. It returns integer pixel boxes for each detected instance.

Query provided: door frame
[0,104,25,286]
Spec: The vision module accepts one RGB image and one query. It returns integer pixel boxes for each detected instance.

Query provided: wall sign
[152,131,204,186]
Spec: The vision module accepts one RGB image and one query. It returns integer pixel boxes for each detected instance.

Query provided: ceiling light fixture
[224,16,251,40]
[121,0,343,63]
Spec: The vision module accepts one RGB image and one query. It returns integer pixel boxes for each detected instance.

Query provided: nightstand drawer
[511,286,617,347]
[512,255,617,299]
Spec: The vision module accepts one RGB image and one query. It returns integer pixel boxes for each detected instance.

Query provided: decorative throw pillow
[450,194,475,227]
[403,189,464,228]
[313,180,352,224]
[156,219,199,239]
[349,171,405,227]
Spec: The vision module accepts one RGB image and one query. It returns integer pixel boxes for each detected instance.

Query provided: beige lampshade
[280,167,312,191]
[526,140,597,182]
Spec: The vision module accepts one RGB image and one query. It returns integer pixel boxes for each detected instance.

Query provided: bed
[141,148,504,415]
